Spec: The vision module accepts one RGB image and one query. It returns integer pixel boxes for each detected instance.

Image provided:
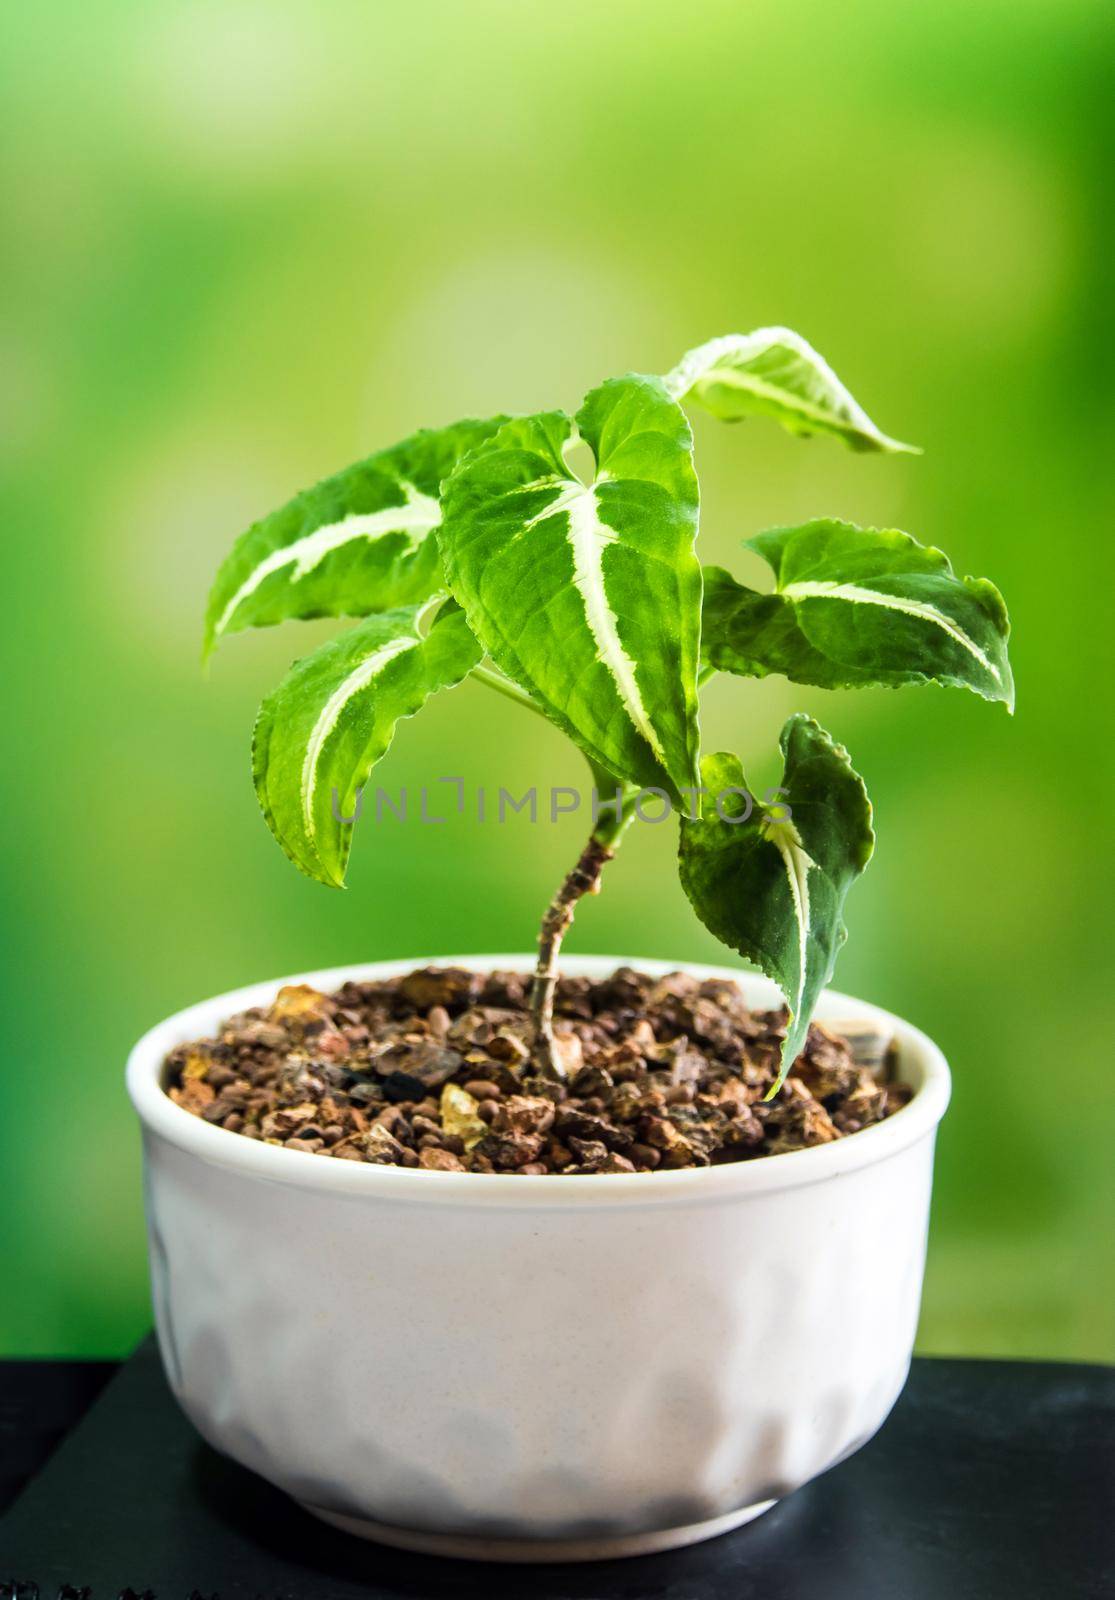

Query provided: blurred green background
[2,0,1112,1360]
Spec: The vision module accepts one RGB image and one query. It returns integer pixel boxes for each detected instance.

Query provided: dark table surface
[1,1342,1112,1600]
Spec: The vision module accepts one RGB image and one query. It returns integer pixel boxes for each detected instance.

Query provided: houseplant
[127,326,1011,1559]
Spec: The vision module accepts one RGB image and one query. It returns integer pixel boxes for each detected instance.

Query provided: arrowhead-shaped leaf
[204,418,506,658]
[679,715,874,1092]
[252,602,482,887]
[702,519,1014,708]
[664,328,916,454]
[438,375,702,796]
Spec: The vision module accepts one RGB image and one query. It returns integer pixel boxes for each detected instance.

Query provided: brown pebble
[222,1112,244,1133]
[464,1079,502,1100]
[477,1098,500,1124]
[418,1146,465,1171]
[285,1136,323,1153]
[630,1142,661,1169]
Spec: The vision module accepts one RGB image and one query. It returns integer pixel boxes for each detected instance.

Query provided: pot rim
[127,954,950,1208]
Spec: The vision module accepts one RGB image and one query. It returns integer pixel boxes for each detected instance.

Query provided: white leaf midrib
[781,578,1000,683]
[761,814,814,1007]
[664,328,883,441]
[217,482,440,639]
[524,477,667,763]
[300,635,419,842]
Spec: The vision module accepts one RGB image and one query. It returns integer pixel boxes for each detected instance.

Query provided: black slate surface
[1,1340,1112,1599]
[0,1360,115,1517]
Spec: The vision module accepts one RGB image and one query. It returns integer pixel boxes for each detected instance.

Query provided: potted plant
[127,326,1012,1561]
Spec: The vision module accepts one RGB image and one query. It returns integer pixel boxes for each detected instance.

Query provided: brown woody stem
[530,833,615,1078]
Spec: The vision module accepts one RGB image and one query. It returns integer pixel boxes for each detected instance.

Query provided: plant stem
[468,663,642,1076]
[469,662,541,714]
[529,831,614,1078]
[529,770,640,1078]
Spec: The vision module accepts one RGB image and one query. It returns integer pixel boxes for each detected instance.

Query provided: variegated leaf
[664,327,916,453]
[204,418,505,657]
[678,716,874,1092]
[438,376,702,797]
[703,519,1014,707]
[252,602,482,886]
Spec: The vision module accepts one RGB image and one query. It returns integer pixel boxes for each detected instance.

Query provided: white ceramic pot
[127,955,950,1563]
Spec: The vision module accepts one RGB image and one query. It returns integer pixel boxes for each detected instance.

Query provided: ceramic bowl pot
[127,955,950,1562]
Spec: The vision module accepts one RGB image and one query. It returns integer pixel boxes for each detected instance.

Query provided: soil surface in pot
[163,967,910,1173]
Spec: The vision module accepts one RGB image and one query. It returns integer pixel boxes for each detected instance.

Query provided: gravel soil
[163,966,910,1174]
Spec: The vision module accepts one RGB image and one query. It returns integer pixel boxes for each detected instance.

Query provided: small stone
[485,1131,546,1170]
[268,984,332,1027]
[570,1064,614,1098]
[555,1108,615,1145]
[381,1069,430,1102]
[494,1095,555,1136]
[359,1124,407,1164]
[764,1079,839,1152]
[181,1048,213,1081]
[550,1029,584,1078]
[418,1146,465,1171]
[664,1041,705,1086]
[665,1082,696,1106]
[386,1040,463,1090]
[399,966,480,1009]
[440,1083,489,1150]
[487,1029,531,1066]
[640,1115,707,1168]
[169,1079,214,1114]
[427,1004,451,1038]
[463,1079,502,1101]
[313,1028,351,1062]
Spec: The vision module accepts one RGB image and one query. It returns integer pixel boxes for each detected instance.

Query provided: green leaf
[665,328,917,453]
[252,602,482,887]
[438,375,702,797]
[702,519,1014,708]
[204,418,506,658]
[678,716,874,1093]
